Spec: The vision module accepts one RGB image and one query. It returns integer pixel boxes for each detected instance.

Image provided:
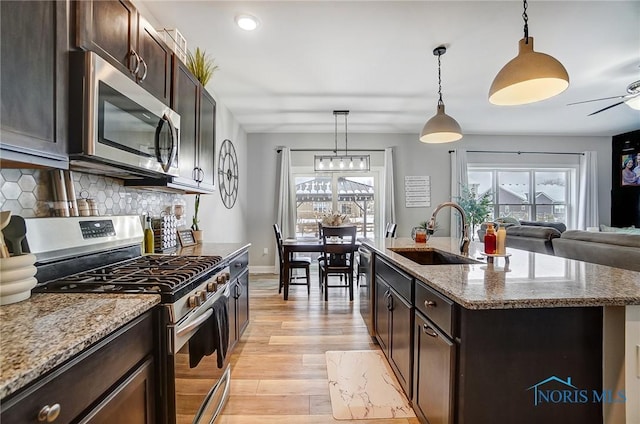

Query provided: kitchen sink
[389,248,481,265]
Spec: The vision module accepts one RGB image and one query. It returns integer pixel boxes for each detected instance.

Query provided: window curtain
[275,147,296,269]
[578,151,599,230]
[450,149,468,238]
[383,147,396,235]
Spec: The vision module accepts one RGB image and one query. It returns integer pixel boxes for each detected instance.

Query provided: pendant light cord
[522,0,529,43]
[334,112,338,155]
[344,113,348,155]
[437,50,444,106]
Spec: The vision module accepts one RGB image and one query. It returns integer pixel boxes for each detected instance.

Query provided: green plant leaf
[187,47,219,86]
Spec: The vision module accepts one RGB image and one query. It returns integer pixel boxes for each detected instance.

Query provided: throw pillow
[599,224,640,235]
[496,216,520,226]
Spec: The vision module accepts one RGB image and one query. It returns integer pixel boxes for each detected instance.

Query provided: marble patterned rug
[325,350,415,420]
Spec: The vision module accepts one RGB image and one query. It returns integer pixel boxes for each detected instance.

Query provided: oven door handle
[194,364,231,424]
[176,308,213,337]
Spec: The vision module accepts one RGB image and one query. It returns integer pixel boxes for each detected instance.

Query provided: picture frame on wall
[621,150,640,186]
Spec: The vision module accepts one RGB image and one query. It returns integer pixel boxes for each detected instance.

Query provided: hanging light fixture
[489,0,569,105]
[314,111,370,171]
[419,46,462,144]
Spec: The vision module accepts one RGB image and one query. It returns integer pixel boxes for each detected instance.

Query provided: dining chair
[385,222,398,238]
[273,224,311,294]
[319,225,357,301]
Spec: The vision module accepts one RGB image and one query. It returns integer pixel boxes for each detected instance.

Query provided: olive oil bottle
[144,216,154,254]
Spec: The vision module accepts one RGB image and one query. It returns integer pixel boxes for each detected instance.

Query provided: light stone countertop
[0,293,160,399]
[362,237,640,309]
[176,242,250,260]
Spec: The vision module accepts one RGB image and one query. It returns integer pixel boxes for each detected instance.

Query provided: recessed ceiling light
[235,14,259,31]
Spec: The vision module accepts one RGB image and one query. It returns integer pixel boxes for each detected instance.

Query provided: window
[294,174,377,238]
[468,167,573,226]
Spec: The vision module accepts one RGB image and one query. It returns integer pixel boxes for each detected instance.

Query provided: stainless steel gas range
[26,216,231,424]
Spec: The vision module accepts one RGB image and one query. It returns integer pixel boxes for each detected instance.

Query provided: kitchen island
[361,237,640,424]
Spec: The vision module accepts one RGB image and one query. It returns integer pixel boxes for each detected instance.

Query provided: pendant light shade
[419,46,462,144]
[420,102,462,143]
[489,1,569,105]
[489,37,569,105]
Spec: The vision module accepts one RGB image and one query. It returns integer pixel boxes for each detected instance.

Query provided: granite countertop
[362,237,640,310]
[0,293,159,399]
[176,242,250,260]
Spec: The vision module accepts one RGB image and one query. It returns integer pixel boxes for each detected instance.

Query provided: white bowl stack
[0,253,37,305]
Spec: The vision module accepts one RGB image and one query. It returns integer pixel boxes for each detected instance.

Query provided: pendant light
[489,0,569,105]
[419,46,462,144]
[314,111,370,171]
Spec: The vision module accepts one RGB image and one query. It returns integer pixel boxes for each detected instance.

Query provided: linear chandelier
[314,110,370,172]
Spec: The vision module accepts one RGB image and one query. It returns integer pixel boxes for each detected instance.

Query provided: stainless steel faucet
[426,201,470,255]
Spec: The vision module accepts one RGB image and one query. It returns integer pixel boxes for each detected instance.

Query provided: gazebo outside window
[295,176,375,238]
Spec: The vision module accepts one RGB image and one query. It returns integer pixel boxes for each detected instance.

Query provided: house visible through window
[294,174,376,238]
[468,167,574,226]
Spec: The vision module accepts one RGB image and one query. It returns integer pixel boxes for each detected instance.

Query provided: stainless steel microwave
[69,51,180,179]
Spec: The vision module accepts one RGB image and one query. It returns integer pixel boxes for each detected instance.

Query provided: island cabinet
[228,251,249,350]
[170,58,216,193]
[0,0,69,169]
[76,0,172,105]
[411,280,604,424]
[374,256,413,397]
[0,311,157,424]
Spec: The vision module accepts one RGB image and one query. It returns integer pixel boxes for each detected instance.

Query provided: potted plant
[455,184,493,240]
[186,47,219,86]
[191,194,203,243]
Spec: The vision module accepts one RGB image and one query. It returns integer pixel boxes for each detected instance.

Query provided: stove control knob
[198,291,207,302]
[188,295,202,308]
[207,282,217,292]
[224,272,230,281]
[217,275,225,284]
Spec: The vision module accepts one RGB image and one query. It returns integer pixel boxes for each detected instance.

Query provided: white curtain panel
[578,151,599,230]
[275,147,297,269]
[450,149,468,238]
[384,147,396,235]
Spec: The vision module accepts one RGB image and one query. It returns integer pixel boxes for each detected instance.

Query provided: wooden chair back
[321,225,357,265]
[385,222,397,238]
[273,224,284,265]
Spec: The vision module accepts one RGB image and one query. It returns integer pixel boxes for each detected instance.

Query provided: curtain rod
[448,150,584,156]
[276,148,385,153]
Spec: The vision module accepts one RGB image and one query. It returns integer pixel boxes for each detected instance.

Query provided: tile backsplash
[0,168,183,218]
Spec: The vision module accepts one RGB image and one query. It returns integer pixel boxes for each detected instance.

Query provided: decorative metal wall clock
[217,139,238,209]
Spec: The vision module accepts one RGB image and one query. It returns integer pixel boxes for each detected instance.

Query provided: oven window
[98,81,159,158]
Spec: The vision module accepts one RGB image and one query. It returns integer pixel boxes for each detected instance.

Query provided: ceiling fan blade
[567,95,627,106]
[587,101,625,116]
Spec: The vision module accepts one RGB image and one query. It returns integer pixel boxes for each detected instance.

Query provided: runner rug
[325,350,415,420]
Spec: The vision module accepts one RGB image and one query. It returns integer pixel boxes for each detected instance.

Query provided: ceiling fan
[567,80,640,116]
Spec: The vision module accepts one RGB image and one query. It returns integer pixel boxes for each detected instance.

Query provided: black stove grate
[36,255,223,294]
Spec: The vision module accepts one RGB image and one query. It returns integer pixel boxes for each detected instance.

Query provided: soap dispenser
[496,224,507,255]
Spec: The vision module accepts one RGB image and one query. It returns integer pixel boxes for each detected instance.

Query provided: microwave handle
[156,114,178,173]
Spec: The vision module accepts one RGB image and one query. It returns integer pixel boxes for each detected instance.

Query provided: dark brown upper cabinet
[170,58,216,193]
[76,0,172,105]
[0,0,69,168]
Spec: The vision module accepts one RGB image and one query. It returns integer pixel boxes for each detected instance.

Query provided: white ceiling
[140,0,640,136]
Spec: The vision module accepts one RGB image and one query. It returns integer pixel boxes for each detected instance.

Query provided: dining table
[281,237,359,300]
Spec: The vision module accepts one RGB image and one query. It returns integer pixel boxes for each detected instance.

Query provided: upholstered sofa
[477,220,566,255]
[552,230,640,272]
[478,220,640,271]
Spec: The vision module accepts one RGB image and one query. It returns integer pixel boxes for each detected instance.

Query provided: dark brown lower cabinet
[229,250,250,351]
[0,311,156,424]
[413,311,454,424]
[374,275,413,397]
[79,358,155,424]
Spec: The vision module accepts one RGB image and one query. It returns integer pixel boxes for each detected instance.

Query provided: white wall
[247,132,611,267]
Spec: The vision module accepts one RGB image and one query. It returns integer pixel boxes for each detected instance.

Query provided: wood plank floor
[217,272,420,423]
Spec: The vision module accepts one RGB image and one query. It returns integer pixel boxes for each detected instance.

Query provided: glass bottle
[144,216,155,254]
[496,224,507,255]
[484,223,497,254]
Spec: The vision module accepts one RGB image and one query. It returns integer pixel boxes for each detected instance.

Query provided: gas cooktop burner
[37,255,223,294]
